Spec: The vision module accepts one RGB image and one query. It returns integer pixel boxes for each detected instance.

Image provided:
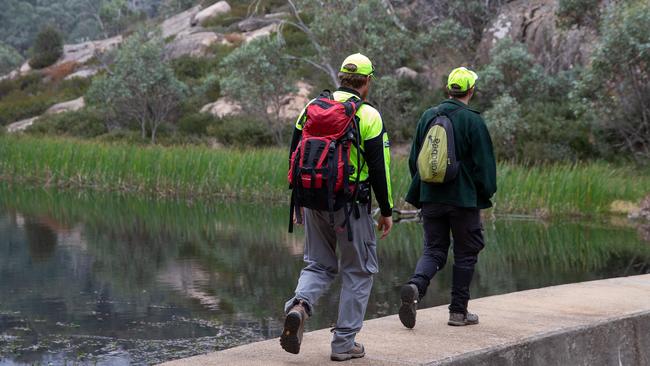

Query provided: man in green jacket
[399,67,496,328]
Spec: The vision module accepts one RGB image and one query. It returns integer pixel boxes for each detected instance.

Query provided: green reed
[1,135,649,216]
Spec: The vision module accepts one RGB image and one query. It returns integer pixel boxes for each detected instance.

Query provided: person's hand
[377,215,393,239]
[293,206,305,225]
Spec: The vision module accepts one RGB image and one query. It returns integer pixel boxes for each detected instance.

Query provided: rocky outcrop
[243,24,279,43]
[237,12,287,32]
[477,0,597,72]
[1,61,32,80]
[6,97,85,133]
[395,67,418,80]
[64,67,100,80]
[629,196,650,221]
[161,5,202,39]
[200,98,243,118]
[59,36,123,65]
[6,117,39,133]
[192,1,231,26]
[275,81,312,119]
[165,32,225,59]
[200,82,313,120]
[45,97,85,115]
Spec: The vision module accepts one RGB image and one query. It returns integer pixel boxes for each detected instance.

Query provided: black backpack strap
[288,147,303,233]
[326,141,338,227]
[288,189,296,233]
[423,104,466,132]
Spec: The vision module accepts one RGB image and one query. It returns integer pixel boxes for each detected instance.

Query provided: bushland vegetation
[28,27,64,69]
[0,0,647,165]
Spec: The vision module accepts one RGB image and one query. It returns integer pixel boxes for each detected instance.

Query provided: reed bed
[1,135,648,216]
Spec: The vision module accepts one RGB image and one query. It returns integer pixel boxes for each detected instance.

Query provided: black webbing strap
[288,147,302,233]
[351,113,363,220]
[326,142,337,227]
[341,142,353,241]
[288,189,295,233]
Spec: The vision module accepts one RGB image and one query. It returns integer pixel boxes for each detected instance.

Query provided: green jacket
[405,99,497,209]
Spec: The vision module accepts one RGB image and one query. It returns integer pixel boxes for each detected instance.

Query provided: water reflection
[0,185,648,365]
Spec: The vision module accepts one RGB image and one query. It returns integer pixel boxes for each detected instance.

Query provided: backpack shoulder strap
[425,104,466,130]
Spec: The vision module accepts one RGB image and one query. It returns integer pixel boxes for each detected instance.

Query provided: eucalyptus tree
[86,29,187,143]
[219,37,295,144]
[576,0,650,159]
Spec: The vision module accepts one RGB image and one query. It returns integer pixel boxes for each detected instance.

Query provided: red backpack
[288,91,364,240]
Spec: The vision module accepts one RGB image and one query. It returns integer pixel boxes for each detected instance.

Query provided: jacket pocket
[363,241,379,274]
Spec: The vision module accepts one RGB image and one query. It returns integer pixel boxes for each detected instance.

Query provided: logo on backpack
[417,107,463,184]
[288,91,364,240]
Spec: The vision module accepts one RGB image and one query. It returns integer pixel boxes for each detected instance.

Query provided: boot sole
[398,284,418,329]
[330,352,365,361]
[447,320,479,326]
[280,311,302,354]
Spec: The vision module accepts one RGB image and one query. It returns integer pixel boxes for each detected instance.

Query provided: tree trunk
[141,119,147,140]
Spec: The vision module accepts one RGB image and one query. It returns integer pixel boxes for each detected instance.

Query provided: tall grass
[0,135,288,200]
[391,160,650,216]
[1,135,649,216]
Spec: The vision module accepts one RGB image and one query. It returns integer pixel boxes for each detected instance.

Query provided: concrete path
[161,274,650,366]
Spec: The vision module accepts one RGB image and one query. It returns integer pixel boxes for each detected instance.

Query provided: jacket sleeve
[364,126,393,218]
[470,118,497,200]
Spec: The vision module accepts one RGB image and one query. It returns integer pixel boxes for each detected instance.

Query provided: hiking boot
[448,312,479,326]
[398,283,419,329]
[280,301,309,354]
[330,342,365,361]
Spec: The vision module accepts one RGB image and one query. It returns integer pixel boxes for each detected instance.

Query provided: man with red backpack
[282,53,393,361]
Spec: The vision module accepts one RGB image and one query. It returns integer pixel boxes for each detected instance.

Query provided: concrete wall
[445,312,650,366]
[161,275,650,366]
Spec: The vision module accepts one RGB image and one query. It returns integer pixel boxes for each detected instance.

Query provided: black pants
[408,203,485,314]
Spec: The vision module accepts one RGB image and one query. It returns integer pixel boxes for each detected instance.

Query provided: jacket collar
[441,98,480,114]
[336,86,362,99]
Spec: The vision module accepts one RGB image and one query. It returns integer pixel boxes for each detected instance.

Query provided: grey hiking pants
[284,203,378,353]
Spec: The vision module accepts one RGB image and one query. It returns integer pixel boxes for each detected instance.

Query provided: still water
[0,185,648,365]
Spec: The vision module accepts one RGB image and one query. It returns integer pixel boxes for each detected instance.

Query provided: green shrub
[26,109,106,138]
[207,43,236,61]
[56,77,91,99]
[199,74,221,101]
[0,42,23,75]
[484,94,523,160]
[479,39,548,106]
[520,142,576,163]
[178,113,216,136]
[0,74,90,126]
[171,56,218,81]
[29,26,64,69]
[95,129,143,144]
[207,115,275,146]
[371,75,440,143]
[557,0,601,28]
[0,73,43,99]
[0,91,54,126]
